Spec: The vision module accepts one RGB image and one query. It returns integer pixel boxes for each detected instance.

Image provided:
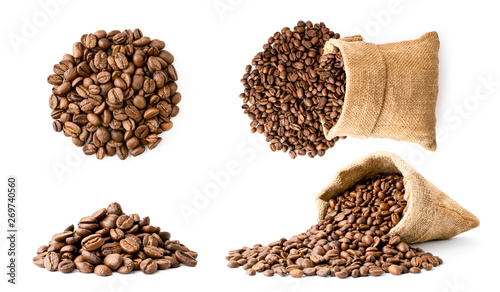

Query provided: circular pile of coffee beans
[33,202,197,276]
[226,174,442,277]
[240,20,346,159]
[48,29,180,160]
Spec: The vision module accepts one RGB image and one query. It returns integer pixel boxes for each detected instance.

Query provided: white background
[1,0,499,291]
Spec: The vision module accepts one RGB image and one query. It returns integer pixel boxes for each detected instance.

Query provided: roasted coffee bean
[103,254,123,270]
[289,269,304,278]
[110,228,125,241]
[82,250,102,265]
[369,267,384,277]
[34,202,196,276]
[226,173,442,278]
[53,231,73,242]
[107,202,123,215]
[60,245,77,254]
[130,145,146,156]
[44,252,60,271]
[116,215,134,230]
[240,21,346,159]
[174,250,197,267]
[140,258,158,274]
[83,144,97,155]
[58,259,75,273]
[63,122,81,137]
[48,30,181,159]
[94,264,112,276]
[115,257,134,274]
[388,264,402,275]
[75,261,94,273]
[409,266,421,273]
[154,258,172,270]
[82,234,105,251]
[101,242,122,256]
[120,237,140,254]
[144,246,164,258]
[33,252,48,268]
[37,245,49,254]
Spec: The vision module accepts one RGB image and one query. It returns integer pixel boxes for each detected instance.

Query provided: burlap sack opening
[322,32,440,151]
[315,151,479,244]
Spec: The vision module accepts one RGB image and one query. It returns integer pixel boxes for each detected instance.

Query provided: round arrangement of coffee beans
[226,174,443,277]
[240,20,347,159]
[48,29,180,160]
[33,202,197,276]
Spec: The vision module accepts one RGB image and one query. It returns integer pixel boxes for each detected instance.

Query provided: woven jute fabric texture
[315,151,479,244]
[323,32,440,151]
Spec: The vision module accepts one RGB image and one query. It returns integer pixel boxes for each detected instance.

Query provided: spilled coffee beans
[33,202,197,276]
[226,174,442,277]
[240,20,346,159]
[48,29,180,160]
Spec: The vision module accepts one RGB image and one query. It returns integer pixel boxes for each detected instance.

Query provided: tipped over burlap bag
[322,32,440,151]
[316,151,479,244]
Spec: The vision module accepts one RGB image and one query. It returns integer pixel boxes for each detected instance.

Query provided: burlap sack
[322,32,440,151]
[315,151,479,244]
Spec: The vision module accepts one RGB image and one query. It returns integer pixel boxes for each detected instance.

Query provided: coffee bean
[48,30,180,159]
[143,108,159,119]
[289,269,303,278]
[82,250,102,265]
[116,145,129,160]
[63,122,81,137]
[130,145,145,156]
[33,252,48,268]
[369,267,384,277]
[120,237,140,254]
[240,21,346,159]
[103,254,123,270]
[58,259,75,273]
[152,259,170,270]
[44,252,60,271]
[60,245,77,253]
[83,144,97,155]
[174,250,197,267]
[335,270,349,279]
[94,264,112,276]
[101,242,121,256]
[148,137,162,150]
[106,202,122,215]
[409,266,421,273]
[226,173,442,278]
[52,120,63,132]
[116,257,134,274]
[82,234,104,251]
[83,33,97,49]
[34,202,196,276]
[116,215,134,230]
[144,246,164,259]
[53,231,73,242]
[140,258,158,274]
[75,261,94,273]
[37,245,49,254]
[107,87,124,104]
[388,264,402,275]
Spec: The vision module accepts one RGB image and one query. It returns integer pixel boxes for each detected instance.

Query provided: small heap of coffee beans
[48,29,180,160]
[33,202,197,276]
[240,20,346,159]
[226,174,442,278]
